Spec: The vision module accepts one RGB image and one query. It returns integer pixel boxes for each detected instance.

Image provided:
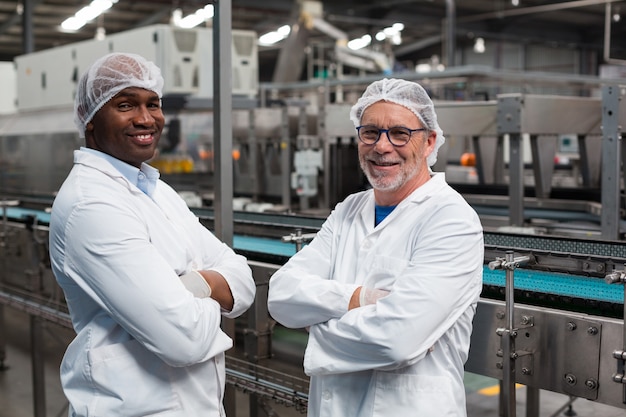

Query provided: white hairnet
[74,52,164,137]
[349,78,445,166]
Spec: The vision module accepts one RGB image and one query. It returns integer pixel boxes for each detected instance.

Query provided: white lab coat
[49,150,256,417]
[268,173,483,417]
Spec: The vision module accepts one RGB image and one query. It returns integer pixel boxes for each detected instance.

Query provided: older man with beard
[268,78,484,417]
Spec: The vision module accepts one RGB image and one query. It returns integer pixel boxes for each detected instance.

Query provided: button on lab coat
[268,173,484,417]
[50,150,256,417]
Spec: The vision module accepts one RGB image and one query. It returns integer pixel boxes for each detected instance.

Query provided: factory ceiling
[0,0,625,80]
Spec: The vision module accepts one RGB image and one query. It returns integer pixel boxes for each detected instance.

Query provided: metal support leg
[245,263,274,417]
[490,251,532,417]
[621,279,626,404]
[526,386,539,417]
[497,95,525,227]
[502,251,517,417]
[0,200,19,372]
[31,315,46,417]
[600,85,622,240]
[498,380,505,417]
[509,134,525,227]
[529,134,557,199]
[0,305,6,371]
[604,266,626,403]
[280,106,292,208]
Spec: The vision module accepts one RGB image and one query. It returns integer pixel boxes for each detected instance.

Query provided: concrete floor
[1,306,625,417]
[465,381,626,417]
[0,307,71,417]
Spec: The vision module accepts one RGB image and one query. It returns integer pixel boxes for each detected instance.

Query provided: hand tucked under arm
[180,270,212,298]
[180,269,234,311]
[348,286,390,310]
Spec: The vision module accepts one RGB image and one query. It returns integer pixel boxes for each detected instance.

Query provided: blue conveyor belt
[235,234,624,305]
[483,267,624,304]
[2,207,51,224]
[6,207,624,304]
[234,235,297,258]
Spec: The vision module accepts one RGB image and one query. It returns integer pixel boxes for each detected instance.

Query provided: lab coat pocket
[372,372,457,416]
[88,339,182,416]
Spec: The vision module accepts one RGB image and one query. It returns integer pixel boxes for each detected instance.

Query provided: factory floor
[1,307,625,417]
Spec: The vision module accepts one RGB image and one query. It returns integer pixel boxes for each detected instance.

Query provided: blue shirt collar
[374,204,397,226]
[80,147,160,196]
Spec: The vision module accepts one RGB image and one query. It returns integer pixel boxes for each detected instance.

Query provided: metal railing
[226,355,309,413]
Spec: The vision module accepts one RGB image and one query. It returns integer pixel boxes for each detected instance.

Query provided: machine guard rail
[225,355,309,412]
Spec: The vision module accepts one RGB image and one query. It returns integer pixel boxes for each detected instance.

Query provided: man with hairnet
[49,52,256,416]
[268,78,484,416]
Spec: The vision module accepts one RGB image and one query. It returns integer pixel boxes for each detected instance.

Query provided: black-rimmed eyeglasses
[356,125,427,147]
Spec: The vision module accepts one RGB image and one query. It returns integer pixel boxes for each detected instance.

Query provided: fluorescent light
[171,8,182,26]
[347,34,371,50]
[383,27,397,37]
[174,4,214,29]
[91,0,113,13]
[60,0,118,32]
[61,16,85,31]
[374,23,404,45]
[258,25,291,46]
[277,25,291,36]
[179,14,205,28]
[76,6,101,22]
[201,5,214,19]
[259,32,286,46]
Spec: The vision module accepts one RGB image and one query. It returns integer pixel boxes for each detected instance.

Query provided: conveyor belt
[1,207,50,224]
[483,267,624,304]
[5,206,626,311]
[235,235,296,258]
[11,204,624,258]
[239,234,625,305]
[484,233,626,259]
[474,205,601,223]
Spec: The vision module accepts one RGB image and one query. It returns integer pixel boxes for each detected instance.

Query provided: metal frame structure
[324,88,624,240]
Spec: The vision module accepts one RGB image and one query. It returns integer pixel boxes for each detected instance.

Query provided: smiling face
[85,87,164,168]
[358,100,436,206]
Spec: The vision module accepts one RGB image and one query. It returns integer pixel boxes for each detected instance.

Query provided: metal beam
[0,0,44,36]
[458,0,623,23]
[213,0,234,246]
[22,0,34,54]
[600,84,623,240]
[133,7,172,29]
[445,0,456,67]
